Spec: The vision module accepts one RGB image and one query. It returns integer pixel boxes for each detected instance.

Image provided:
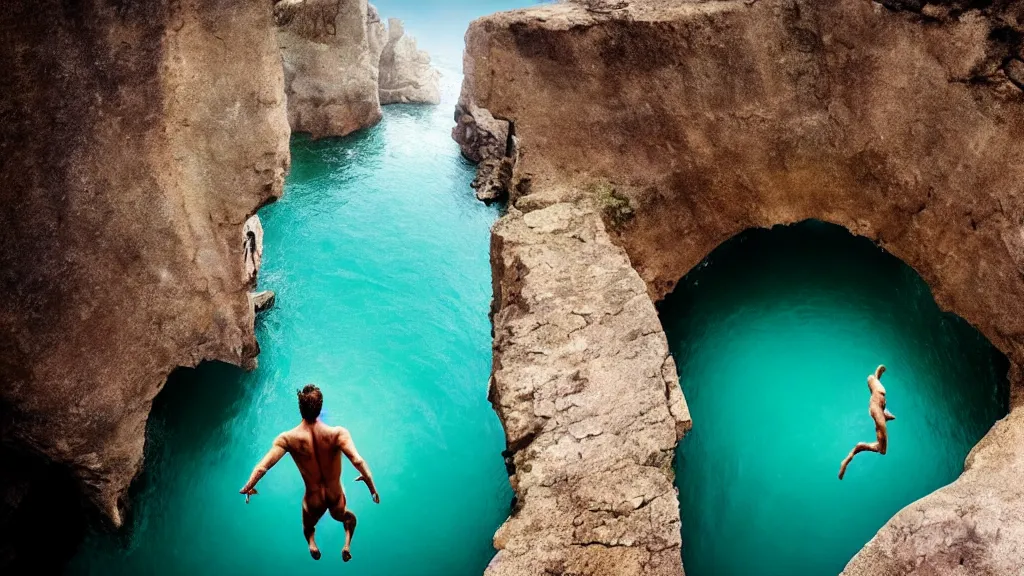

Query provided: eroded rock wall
[489,201,690,576]
[276,0,382,139]
[275,0,440,139]
[0,0,289,540]
[460,0,1024,573]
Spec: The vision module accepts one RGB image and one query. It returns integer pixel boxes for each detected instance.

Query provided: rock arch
[459,1,1024,574]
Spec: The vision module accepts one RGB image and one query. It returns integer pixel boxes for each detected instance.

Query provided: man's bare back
[838,365,896,480]
[240,385,379,561]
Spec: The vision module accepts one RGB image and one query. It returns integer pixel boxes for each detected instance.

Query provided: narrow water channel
[661,220,1009,576]
[69,2,544,573]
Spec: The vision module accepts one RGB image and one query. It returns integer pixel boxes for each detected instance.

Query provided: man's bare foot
[308,540,321,560]
[342,547,352,562]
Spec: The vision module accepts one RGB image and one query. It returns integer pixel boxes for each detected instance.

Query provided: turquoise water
[67,2,548,572]
[661,221,1009,576]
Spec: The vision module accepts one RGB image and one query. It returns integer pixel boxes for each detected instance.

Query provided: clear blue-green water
[68,2,546,574]
[662,220,1010,576]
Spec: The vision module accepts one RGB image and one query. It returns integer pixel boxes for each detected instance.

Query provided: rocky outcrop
[366,3,388,67]
[275,1,440,139]
[275,0,382,139]
[460,0,1024,573]
[454,102,512,163]
[251,290,277,313]
[243,215,265,286]
[453,103,516,202]
[488,202,690,576]
[378,18,441,105]
[0,0,288,548]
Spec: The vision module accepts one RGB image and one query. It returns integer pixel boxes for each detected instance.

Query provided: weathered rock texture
[367,3,388,66]
[0,0,289,555]
[276,0,383,139]
[378,18,442,105]
[459,0,1024,573]
[489,202,690,576]
[275,0,440,139]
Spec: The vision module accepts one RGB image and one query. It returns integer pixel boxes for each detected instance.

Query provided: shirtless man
[838,365,896,480]
[240,385,379,561]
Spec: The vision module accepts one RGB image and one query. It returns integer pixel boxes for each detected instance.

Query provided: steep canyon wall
[459,0,1024,574]
[0,0,290,568]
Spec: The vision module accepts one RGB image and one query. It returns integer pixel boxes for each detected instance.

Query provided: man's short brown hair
[297,384,323,422]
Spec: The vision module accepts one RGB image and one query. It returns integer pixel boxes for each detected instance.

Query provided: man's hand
[356,475,379,504]
[240,487,258,504]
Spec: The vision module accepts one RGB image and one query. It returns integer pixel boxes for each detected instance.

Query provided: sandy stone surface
[275,0,383,138]
[460,0,1024,573]
[488,201,690,576]
[0,0,289,541]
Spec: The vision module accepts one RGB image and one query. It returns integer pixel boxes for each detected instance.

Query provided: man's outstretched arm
[339,428,379,504]
[240,434,288,503]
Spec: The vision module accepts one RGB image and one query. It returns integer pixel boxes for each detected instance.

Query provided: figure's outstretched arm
[240,434,288,503]
[339,428,379,504]
[875,365,886,379]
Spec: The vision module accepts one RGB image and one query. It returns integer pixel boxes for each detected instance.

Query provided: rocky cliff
[0,0,289,569]
[488,202,690,575]
[276,0,383,139]
[378,18,442,105]
[276,0,440,139]
[459,0,1024,574]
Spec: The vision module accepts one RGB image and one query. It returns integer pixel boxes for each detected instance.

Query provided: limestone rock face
[489,202,690,576]
[378,18,441,105]
[460,0,1024,573]
[0,0,289,539]
[275,0,382,138]
[366,3,388,68]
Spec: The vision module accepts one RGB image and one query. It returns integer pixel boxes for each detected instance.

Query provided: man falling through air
[839,365,896,480]
[240,385,379,561]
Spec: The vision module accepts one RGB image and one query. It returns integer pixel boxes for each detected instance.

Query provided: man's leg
[329,503,357,562]
[303,497,327,560]
[838,441,881,480]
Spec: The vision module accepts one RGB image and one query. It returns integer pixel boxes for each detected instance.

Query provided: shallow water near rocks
[67,2,551,573]
[661,220,1009,576]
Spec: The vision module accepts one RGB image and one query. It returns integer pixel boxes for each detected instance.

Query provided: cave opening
[658,219,1010,576]
[69,99,511,574]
